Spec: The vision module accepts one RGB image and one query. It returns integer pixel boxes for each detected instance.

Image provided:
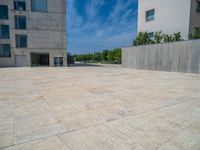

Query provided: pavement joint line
[56,135,74,150]
[1,95,199,149]
[156,121,195,150]
[1,67,199,149]
[61,98,198,134]
[1,96,193,150]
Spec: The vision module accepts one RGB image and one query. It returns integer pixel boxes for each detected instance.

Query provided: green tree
[163,34,174,42]
[72,48,122,64]
[133,32,153,46]
[113,48,121,63]
[173,32,182,41]
[154,31,163,43]
[133,31,183,46]
[189,27,200,39]
[102,50,109,61]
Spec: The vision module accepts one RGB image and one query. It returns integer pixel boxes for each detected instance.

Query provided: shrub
[133,32,154,46]
[154,31,163,43]
[189,27,200,39]
[133,31,182,46]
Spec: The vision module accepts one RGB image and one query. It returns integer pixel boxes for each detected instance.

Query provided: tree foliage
[189,27,200,39]
[133,32,153,46]
[133,31,182,46]
[73,48,121,64]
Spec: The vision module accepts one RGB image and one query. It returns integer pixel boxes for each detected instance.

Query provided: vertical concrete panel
[145,45,151,70]
[155,44,162,71]
[171,43,179,72]
[122,48,126,68]
[162,43,169,71]
[132,47,137,68]
[190,40,200,73]
[140,47,147,69]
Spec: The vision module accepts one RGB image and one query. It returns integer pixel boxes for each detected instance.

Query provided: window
[146,9,155,22]
[16,34,27,48]
[148,32,154,38]
[0,5,8,20]
[0,25,10,39]
[0,44,11,57]
[31,0,47,12]
[15,16,26,29]
[197,0,200,13]
[14,0,26,11]
[54,57,63,66]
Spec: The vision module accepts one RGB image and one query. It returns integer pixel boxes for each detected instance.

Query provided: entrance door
[31,53,49,66]
[15,55,27,67]
[54,57,63,66]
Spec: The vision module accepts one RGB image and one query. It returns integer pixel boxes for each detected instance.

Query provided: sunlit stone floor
[0,65,200,150]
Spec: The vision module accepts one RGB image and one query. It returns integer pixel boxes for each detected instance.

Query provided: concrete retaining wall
[122,40,200,74]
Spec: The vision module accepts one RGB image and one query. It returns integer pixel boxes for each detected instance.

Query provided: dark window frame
[146,9,155,22]
[15,34,27,48]
[31,0,48,12]
[148,32,154,38]
[196,0,200,13]
[0,5,9,20]
[15,15,27,29]
[0,25,10,39]
[0,44,11,58]
[54,57,63,66]
[14,0,26,11]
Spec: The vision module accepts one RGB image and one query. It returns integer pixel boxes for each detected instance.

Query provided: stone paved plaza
[0,65,200,150]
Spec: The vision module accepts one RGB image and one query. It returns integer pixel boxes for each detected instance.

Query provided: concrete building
[0,0,67,67]
[138,0,200,40]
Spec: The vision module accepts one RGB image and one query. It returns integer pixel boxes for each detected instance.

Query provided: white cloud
[67,0,137,54]
[85,0,105,20]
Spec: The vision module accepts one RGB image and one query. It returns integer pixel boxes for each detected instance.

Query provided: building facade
[138,0,200,40]
[0,0,67,67]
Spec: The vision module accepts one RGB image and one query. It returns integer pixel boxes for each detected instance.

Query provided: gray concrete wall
[122,40,200,74]
[0,0,67,67]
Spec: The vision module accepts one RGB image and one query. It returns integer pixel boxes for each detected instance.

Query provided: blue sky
[67,0,138,54]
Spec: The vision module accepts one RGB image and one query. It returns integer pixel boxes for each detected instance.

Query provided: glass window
[14,0,26,11]
[0,44,11,58]
[197,0,200,13]
[54,57,63,66]
[31,0,47,12]
[0,5,8,20]
[0,25,10,39]
[16,34,27,48]
[146,9,155,22]
[148,32,154,38]
[15,16,26,29]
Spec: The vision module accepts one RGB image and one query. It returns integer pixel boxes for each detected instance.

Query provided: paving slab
[0,65,199,150]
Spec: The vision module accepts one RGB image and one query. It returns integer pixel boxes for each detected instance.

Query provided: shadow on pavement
[69,63,103,67]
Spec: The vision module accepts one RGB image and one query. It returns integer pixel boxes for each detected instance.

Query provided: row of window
[0,0,47,58]
[0,33,26,58]
[0,0,48,20]
[0,15,26,38]
[0,0,47,19]
[0,21,27,47]
[14,0,48,12]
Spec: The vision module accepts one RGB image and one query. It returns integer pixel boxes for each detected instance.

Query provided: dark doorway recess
[31,53,49,66]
